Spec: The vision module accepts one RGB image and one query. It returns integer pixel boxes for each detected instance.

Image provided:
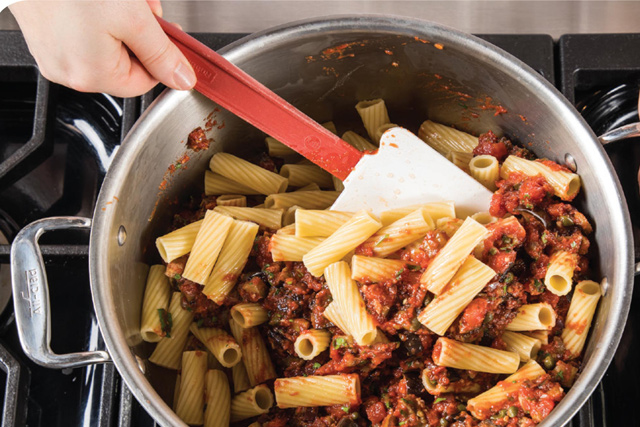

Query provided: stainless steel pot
[10,16,639,427]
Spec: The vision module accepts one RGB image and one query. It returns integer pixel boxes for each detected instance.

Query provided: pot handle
[10,217,111,368]
[597,122,640,276]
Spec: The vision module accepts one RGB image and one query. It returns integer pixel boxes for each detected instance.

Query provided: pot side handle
[597,122,640,276]
[10,217,111,368]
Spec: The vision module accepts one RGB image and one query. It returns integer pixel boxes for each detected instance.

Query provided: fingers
[115,9,196,91]
[145,0,163,17]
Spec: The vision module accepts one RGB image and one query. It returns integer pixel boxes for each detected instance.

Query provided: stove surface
[0,30,638,427]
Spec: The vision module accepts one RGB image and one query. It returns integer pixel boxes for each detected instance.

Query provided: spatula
[157,17,493,217]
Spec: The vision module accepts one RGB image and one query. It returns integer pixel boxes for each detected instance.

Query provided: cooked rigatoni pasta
[355,99,390,141]
[204,370,230,427]
[232,361,251,394]
[149,293,193,369]
[421,368,481,395]
[280,164,334,189]
[500,155,581,200]
[265,136,299,161]
[467,360,546,419]
[175,350,207,425]
[204,171,261,196]
[214,206,282,230]
[374,122,398,143]
[274,374,360,408]
[215,194,247,207]
[283,205,299,226]
[182,210,234,284]
[505,303,557,331]
[321,121,338,135]
[545,250,578,296]
[230,385,274,422]
[332,176,345,192]
[342,130,378,151]
[470,211,498,225]
[296,183,321,192]
[447,150,473,172]
[418,256,495,335]
[276,224,295,235]
[436,217,464,238]
[202,220,259,304]
[501,331,542,362]
[210,152,288,195]
[322,302,350,335]
[295,210,353,237]
[524,329,550,345]
[420,217,489,295]
[172,373,181,411]
[360,208,434,257]
[432,337,520,374]
[270,234,325,262]
[350,255,405,283]
[231,303,269,328]
[469,155,500,191]
[562,280,601,358]
[303,210,381,277]
[264,190,340,210]
[189,325,242,368]
[418,120,479,155]
[140,265,171,342]
[380,201,456,226]
[294,329,331,360]
[155,219,202,263]
[324,261,377,345]
[229,318,277,386]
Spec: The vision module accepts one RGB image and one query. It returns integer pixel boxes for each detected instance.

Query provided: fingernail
[174,61,196,90]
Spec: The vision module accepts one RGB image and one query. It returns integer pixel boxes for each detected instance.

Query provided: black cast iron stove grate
[0,30,638,426]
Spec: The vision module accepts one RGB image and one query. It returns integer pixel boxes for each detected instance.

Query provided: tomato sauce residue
[434,43,444,50]
[413,36,430,44]
[389,142,398,148]
[187,127,210,152]
[320,42,363,60]
[479,96,508,116]
[384,49,393,55]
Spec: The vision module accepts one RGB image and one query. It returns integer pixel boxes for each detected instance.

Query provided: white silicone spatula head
[331,127,493,217]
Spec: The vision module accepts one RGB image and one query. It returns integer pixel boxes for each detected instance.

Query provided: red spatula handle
[156,17,363,180]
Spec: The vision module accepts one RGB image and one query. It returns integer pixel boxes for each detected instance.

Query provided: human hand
[9,0,196,97]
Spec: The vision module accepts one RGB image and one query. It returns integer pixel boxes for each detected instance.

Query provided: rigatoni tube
[140,265,171,342]
[467,360,546,420]
[420,217,489,295]
[417,120,478,155]
[231,303,269,328]
[265,190,340,211]
[203,220,259,304]
[432,337,520,374]
[360,208,434,257]
[562,280,601,358]
[350,255,406,284]
[155,219,202,263]
[355,99,390,141]
[294,329,331,360]
[544,251,578,296]
[204,369,230,427]
[189,325,242,368]
[213,206,282,231]
[295,210,354,237]
[229,318,277,386]
[216,194,247,207]
[324,261,377,345]
[149,293,194,370]
[505,303,557,331]
[501,331,542,362]
[232,361,251,393]
[303,210,381,277]
[500,155,581,201]
[175,351,207,425]
[418,256,495,335]
[230,385,274,422]
[182,210,234,284]
[342,131,377,151]
[275,374,360,408]
[380,201,455,226]
[209,152,288,195]
[204,171,261,196]
[469,155,500,191]
[421,368,481,395]
[269,234,325,262]
[280,164,334,189]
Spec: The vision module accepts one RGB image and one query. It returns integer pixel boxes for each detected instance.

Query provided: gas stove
[0,31,638,426]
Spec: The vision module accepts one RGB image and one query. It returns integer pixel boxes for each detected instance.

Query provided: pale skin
[9,0,196,97]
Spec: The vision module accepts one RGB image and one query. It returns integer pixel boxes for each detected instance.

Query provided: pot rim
[90,14,634,427]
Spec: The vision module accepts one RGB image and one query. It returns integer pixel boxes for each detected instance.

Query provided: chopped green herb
[504,273,514,285]
[399,422,406,426]
[264,264,270,269]
[533,279,544,292]
[408,264,421,271]
[541,232,548,245]
[384,400,391,409]
[457,404,466,412]
[570,241,578,249]
[434,397,447,404]
[503,284,508,294]
[395,268,405,280]
[334,337,347,349]
[375,234,390,247]
[196,318,204,328]
[173,273,181,280]
[557,370,564,380]
[502,235,512,245]
[489,247,498,256]
[158,309,173,338]
[341,405,350,413]
[313,362,321,369]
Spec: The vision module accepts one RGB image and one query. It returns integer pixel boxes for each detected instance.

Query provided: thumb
[119,14,196,91]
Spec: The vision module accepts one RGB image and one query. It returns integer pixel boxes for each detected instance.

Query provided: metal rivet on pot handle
[597,121,640,276]
[10,217,111,368]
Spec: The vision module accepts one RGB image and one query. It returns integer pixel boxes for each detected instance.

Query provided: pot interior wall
[96,22,627,424]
